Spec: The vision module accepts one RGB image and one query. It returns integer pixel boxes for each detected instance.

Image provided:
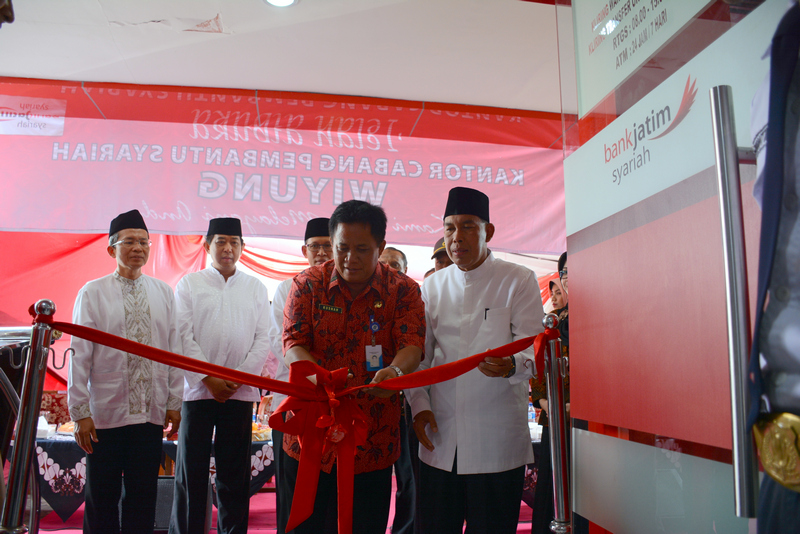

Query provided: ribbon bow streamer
[269,363,369,533]
[30,304,543,534]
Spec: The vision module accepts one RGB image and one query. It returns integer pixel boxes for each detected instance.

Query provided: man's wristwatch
[502,356,516,378]
[389,365,404,377]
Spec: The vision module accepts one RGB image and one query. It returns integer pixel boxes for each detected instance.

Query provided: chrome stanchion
[709,85,758,518]
[0,367,40,534]
[543,313,570,534]
[1,300,56,534]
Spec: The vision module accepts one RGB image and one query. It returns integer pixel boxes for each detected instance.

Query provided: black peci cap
[304,217,330,241]
[109,209,148,236]
[443,187,490,223]
[206,217,242,238]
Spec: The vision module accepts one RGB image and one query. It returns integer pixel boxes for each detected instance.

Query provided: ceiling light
[265,0,297,6]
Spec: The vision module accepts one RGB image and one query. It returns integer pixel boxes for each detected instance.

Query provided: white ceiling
[0,0,573,113]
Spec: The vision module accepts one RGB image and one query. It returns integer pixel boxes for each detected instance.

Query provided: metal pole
[543,313,571,533]
[1,300,56,533]
[0,329,33,346]
[0,368,40,534]
[709,85,758,517]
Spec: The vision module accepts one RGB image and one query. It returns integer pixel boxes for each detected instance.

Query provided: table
[34,435,87,522]
[161,440,276,503]
[33,435,275,522]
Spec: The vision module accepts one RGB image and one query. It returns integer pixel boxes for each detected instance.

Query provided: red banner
[0,78,565,149]
[0,79,566,255]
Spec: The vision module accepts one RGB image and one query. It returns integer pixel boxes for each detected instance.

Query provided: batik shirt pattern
[282,261,425,474]
[115,272,153,415]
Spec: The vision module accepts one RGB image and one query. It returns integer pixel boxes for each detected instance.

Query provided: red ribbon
[532,326,561,381]
[30,304,312,399]
[31,305,544,534]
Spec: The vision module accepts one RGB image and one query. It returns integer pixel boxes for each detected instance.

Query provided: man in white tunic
[169,217,273,534]
[406,187,544,534]
[69,209,183,534]
[269,216,331,534]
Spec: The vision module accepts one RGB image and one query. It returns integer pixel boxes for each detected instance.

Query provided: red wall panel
[570,176,761,450]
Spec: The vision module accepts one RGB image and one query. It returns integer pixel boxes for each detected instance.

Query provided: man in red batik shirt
[282,200,425,534]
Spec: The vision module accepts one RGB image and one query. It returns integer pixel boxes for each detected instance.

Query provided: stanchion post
[1,299,56,534]
[543,313,571,534]
[0,356,41,534]
[709,85,759,518]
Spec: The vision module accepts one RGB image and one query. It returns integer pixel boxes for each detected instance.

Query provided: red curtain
[0,233,208,327]
[0,232,207,387]
[240,248,309,280]
[148,234,207,288]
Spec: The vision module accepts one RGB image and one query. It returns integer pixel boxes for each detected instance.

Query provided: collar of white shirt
[454,251,495,282]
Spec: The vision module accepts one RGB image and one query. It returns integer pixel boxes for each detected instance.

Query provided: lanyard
[369,314,380,346]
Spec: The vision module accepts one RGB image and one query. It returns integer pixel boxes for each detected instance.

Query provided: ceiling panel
[0,0,573,113]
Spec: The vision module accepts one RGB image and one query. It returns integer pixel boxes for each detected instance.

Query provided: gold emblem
[374,301,383,309]
[754,412,800,493]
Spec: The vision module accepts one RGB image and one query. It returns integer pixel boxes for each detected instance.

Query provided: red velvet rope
[31,305,541,534]
[533,327,561,380]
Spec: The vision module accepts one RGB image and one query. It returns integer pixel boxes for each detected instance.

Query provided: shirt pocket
[478,306,512,350]
[88,371,127,422]
[152,365,169,407]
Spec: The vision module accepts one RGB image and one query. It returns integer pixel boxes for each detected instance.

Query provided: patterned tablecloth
[522,440,543,508]
[34,434,275,522]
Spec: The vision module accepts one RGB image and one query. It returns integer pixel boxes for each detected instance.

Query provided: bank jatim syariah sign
[0,94,565,254]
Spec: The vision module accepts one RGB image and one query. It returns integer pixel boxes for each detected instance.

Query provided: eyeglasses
[112,239,152,248]
[559,269,568,277]
[213,239,241,247]
[306,243,332,252]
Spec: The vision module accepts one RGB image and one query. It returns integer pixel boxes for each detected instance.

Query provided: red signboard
[0,79,566,254]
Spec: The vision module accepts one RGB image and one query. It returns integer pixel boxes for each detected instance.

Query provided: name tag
[318,303,343,314]
[366,345,383,371]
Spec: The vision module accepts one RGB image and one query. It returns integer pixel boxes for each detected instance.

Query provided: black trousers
[530,426,553,534]
[169,399,253,534]
[419,453,525,534]
[391,401,418,534]
[275,414,320,534]
[273,428,288,534]
[281,453,393,534]
[83,422,163,534]
[758,474,800,534]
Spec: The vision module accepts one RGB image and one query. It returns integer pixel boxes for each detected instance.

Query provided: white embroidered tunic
[68,273,184,429]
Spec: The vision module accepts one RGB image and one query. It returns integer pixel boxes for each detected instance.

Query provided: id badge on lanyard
[366,314,383,371]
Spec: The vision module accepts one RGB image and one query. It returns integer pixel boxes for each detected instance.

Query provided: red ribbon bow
[269,362,369,534]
